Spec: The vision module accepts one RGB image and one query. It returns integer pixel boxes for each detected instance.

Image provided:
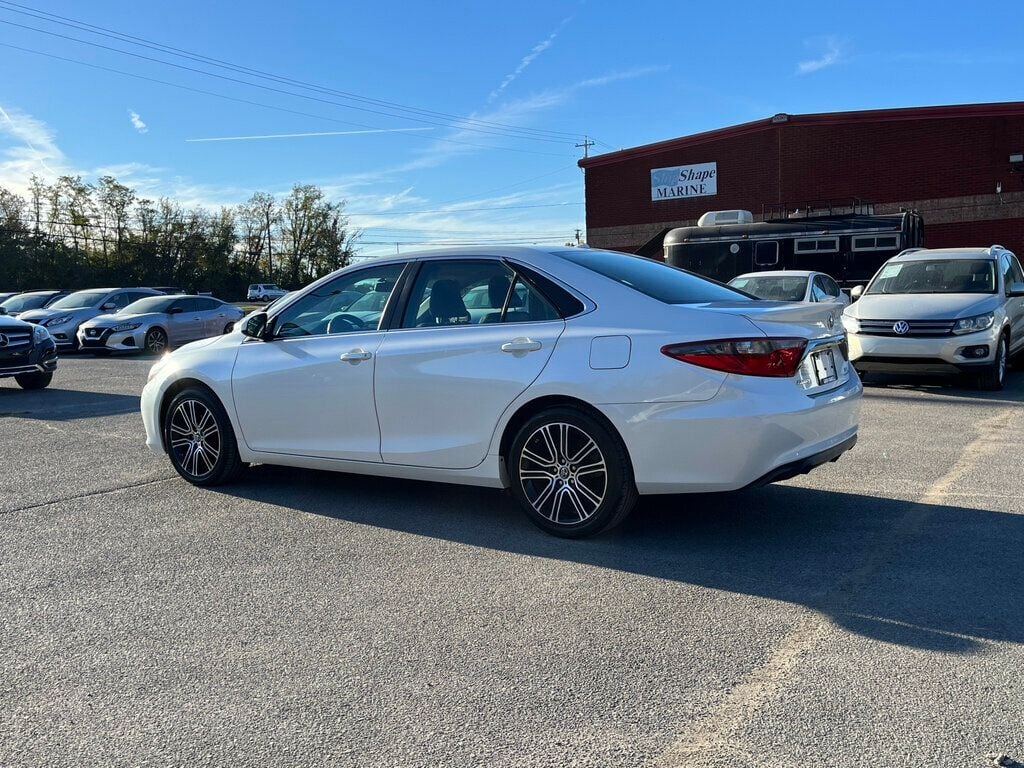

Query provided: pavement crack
[0,475,177,517]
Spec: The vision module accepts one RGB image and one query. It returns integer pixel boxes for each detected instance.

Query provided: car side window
[273,263,405,338]
[194,298,220,312]
[810,276,830,302]
[399,260,559,328]
[108,292,135,311]
[1001,254,1024,293]
[823,276,841,297]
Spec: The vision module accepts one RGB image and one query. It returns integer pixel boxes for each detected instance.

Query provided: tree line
[0,175,360,299]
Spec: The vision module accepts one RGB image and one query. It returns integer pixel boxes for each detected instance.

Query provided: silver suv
[843,246,1024,390]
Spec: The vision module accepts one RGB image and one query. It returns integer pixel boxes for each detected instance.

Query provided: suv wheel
[977,335,1008,391]
[164,388,246,486]
[508,407,637,538]
[15,371,52,390]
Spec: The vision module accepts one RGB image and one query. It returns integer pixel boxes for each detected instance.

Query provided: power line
[0,42,572,159]
[0,15,576,146]
[0,0,585,143]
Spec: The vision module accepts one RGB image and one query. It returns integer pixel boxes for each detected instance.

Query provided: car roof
[893,247,998,262]
[731,270,816,279]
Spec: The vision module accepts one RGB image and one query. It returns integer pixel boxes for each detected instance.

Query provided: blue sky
[1,0,1021,256]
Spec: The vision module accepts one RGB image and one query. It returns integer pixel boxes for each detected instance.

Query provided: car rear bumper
[600,372,862,494]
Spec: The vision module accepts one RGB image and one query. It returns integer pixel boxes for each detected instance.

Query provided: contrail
[186,127,434,142]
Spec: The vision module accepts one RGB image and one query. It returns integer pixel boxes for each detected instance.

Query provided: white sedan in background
[729,270,850,307]
[142,247,861,538]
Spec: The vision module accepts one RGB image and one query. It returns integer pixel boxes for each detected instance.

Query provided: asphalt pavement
[1,357,1022,767]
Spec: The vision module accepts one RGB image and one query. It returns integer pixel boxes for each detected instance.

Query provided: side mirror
[850,285,864,301]
[167,307,184,315]
[101,302,116,311]
[0,306,7,316]
[241,312,268,340]
[1009,282,1024,297]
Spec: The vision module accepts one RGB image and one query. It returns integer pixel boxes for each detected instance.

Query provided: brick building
[579,102,1024,258]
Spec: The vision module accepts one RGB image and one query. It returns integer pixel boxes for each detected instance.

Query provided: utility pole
[574,228,582,245]
[575,135,594,159]
[265,207,274,279]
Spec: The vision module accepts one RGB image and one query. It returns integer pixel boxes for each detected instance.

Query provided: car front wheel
[977,335,1008,391]
[164,388,245,486]
[144,327,168,355]
[15,371,52,390]
[508,407,637,538]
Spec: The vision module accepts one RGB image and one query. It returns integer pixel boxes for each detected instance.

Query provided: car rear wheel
[977,335,1008,391]
[15,371,52,390]
[508,407,637,538]
[164,388,246,486]
[144,327,168,355]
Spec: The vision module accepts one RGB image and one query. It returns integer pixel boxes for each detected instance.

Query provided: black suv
[0,312,58,389]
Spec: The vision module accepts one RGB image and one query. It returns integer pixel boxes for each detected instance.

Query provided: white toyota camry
[141,246,862,537]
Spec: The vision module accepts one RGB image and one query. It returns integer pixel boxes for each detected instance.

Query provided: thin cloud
[402,65,669,173]
[128,109,148,133]
[796,37,844,75]
[185,127,434,143]
[0,103,67,186]
[488,15,573,103]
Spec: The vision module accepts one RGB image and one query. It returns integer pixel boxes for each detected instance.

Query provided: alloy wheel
[168,399,221,479]
[145,328,167,354]
[518,422,608,525]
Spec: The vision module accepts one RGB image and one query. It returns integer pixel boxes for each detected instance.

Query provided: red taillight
[661,337,808,378]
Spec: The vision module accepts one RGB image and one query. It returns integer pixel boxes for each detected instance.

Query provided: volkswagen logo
[892,320,911,335]
[826,313,835,330]
[0,333,8,347]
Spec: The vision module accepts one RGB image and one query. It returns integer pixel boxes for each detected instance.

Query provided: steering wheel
[326,313,365,334]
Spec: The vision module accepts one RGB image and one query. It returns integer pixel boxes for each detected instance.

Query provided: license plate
[812,348,838,385]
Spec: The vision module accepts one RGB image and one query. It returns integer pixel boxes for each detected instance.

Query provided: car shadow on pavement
[861,369,1024,402]
[0,386,140,420]
[213,467,1024,655]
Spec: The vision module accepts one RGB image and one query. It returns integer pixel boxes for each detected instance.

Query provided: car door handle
[501,338,542,353]
[340,349,372,362]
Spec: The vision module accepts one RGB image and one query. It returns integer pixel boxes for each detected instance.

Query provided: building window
[754,241,779,266]
[794,237,839,254]
[852,235,899,251]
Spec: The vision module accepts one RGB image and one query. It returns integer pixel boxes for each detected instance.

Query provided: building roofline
[579,101,1024,169]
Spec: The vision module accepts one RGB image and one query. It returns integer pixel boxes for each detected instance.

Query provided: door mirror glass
[242,312,268,339]
[850,285,864,301]
[1009,282,1024,297]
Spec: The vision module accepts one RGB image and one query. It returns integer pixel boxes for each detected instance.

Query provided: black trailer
[663,204,924,288]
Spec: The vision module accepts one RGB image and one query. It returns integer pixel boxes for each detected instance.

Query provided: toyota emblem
[0,333,8,347]
[893,320,911,335]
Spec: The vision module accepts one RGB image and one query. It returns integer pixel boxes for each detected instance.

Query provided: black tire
[508,406,637,538]
[144,327,168,355]
[163,387,246,486]
[15,371,52,390]
[977,334,1008,391]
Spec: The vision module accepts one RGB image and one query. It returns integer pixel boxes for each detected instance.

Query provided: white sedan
[729,270,850,307]
[141,247,861,538]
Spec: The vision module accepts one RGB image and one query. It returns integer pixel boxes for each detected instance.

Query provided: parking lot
[1,357,1022,767]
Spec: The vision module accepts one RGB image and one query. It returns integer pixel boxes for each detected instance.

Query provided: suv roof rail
[989,244,1008,252]
[895,247,925,257]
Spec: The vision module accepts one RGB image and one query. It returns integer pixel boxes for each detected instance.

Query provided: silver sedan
[77,295,245,354]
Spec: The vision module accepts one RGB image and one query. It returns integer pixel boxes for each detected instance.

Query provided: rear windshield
[729,275,807,302]
[867,259,997,295]
[556,249,748,304]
